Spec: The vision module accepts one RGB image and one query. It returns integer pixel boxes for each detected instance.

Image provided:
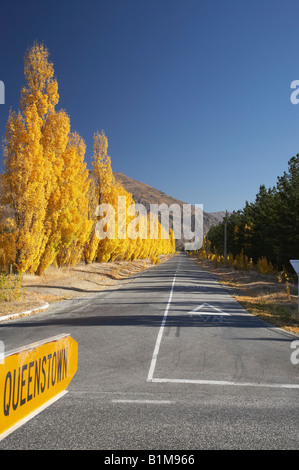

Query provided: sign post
[290,260,299,311]
[0,334,78,440]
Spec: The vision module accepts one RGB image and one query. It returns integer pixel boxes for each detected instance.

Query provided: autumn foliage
[0,43,175,274]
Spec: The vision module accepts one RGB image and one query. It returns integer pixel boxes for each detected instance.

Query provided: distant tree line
[207,154,299,272]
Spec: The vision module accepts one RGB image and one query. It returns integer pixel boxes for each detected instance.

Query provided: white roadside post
[290,260,299,311]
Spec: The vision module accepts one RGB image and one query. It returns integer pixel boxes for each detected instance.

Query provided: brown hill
[113,171,224,247]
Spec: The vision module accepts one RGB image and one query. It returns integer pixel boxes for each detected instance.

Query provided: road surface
[0,252,298,450]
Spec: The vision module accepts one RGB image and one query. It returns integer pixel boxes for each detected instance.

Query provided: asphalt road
[0,252,299,451]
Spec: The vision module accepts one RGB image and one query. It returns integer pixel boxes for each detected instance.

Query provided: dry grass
[193,257,299,335]
[0,254,174,318]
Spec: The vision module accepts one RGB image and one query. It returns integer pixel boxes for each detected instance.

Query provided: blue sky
[1,0,299,213]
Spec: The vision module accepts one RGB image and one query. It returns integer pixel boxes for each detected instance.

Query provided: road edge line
[147,262,178,382]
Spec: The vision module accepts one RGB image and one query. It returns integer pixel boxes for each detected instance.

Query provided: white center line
[150,377,299,389]
[147,261,179,382]
[111,399,174,404]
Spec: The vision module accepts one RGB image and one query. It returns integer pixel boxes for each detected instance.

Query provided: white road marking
[147,272,177,382]
[146,256,299,390]
[111,399,174,404]
[188,303,230,316]
[147,258,181,382]
[150,377,299,389]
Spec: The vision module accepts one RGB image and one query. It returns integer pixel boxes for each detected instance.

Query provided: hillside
[113,171,224,247]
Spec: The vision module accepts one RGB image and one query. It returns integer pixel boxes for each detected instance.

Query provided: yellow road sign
[0,334,78,440]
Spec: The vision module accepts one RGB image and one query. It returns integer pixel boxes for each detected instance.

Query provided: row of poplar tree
[207,154,299,271]
[0,43,175,275]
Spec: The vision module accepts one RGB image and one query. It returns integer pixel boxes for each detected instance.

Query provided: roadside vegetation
[0,273,25,303]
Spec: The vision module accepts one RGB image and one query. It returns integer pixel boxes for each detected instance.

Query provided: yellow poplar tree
[3,42,92,274]
[90,129,176,263]
[92,130,119,262]
[55,132,92,267]
[35,109,70,273]
[3,107,45,273]
[83,174,100,264]
[30,46,92,274]
[2,42,59,273]
[92,130,114,204]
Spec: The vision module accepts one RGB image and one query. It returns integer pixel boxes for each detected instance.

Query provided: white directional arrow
[188,303,230,317]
